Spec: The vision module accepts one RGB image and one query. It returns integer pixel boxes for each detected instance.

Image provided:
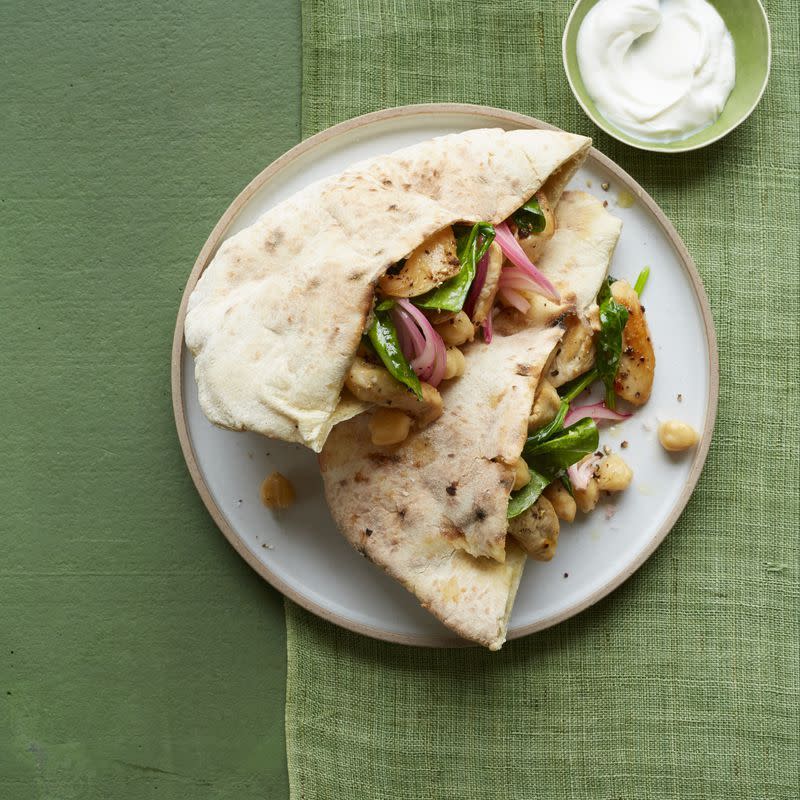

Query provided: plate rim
[171,102,720,647]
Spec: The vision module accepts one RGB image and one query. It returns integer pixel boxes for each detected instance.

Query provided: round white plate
[172,104,718,647]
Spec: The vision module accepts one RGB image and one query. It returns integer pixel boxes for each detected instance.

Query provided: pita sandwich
[185,128,590,452]
[320,325,563,649]
[319,191,623,648]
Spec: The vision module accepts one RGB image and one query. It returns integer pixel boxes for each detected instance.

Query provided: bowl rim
[561,0,772,153]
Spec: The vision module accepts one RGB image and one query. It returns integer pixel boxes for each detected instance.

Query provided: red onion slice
[494,221,561,303]
[498,268,544,292]
[564,402,632,427]
[464,249,490,320]
[395,299,447,387]
[568,454,601,491]
[497,287,531,313]
[482,309,494,343]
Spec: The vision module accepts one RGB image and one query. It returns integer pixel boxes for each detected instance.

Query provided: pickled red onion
[497,287,530,313]
[494,221,560,303]
[568,454,601,491]
[482,310,494,343]
[393,299,447,387]
[564,402,631,427]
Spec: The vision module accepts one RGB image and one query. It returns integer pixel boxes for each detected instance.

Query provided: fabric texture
[287,1,799,798]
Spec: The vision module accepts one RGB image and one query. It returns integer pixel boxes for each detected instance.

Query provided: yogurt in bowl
[577,0,735,143]
[562,0,771,153]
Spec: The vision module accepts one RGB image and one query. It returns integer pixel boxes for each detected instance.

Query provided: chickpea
[659,420,699,452]
[260,471,295,510]
[529,379,561,430]
[596,454,633,492]
[436,311,474,346]
[574,478,600,514]
[513,459,531,491]
[442,347,466,380]
[369,408,412,446]
[544,482,576,523]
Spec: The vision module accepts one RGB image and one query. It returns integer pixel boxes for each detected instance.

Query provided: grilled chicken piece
[378,226,461,298]
[508,495,560,561]
[345,357,442,427]
[610,279,655,405]
[547,315,595,388]
[470,242,503,324]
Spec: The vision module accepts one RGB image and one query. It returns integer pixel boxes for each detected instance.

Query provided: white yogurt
[576,0,735,142]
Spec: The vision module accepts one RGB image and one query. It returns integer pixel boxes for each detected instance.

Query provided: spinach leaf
[524,418,599,473]
[634,267,650,296]
[507,466,552,519]
[597,275,614,305]
[509,418,598,518]
[512,197,546,237]
[596,287,629,410]
[367,304,423,400]
[413,222,494,311]
[522,401,568,456]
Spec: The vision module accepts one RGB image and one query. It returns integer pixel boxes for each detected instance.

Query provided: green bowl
[562,0,771,153]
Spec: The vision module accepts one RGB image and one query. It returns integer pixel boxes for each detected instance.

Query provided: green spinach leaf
[509,418,598,518]
[634,267,650,296]
[413,222,494,311]
[524,418,599,473]
[522,401,568,456]
[596,288,629,409]
[558,369,598,404]
[512,197,546,237]
[367,305,422,400]
[507,466,552,519]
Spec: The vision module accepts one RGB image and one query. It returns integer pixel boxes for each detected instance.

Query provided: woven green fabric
[287,1,799,798]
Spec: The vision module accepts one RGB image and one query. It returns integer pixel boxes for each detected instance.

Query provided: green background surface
[3,1,799,799]
[1,1,299,797]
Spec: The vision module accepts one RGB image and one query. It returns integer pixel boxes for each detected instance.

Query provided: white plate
[172,104,718,647]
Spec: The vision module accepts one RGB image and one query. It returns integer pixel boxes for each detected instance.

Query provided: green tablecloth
[286,1,799,798]
[2,1,798,798]
[1,2,300,797]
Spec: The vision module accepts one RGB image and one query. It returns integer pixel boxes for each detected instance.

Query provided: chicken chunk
[547,315,595,388]
[611,279,655,405]
[508,495,560,561]
[345,357,442,427]
[378,227,461,298]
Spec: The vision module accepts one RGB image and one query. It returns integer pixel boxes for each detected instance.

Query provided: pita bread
[319,192,624,648]
[319,326,563,648]
[185,129,590,451]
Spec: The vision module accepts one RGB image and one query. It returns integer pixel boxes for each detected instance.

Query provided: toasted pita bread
[185,129,590,452]
[319,192,624,648]
[320,326,562,648]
